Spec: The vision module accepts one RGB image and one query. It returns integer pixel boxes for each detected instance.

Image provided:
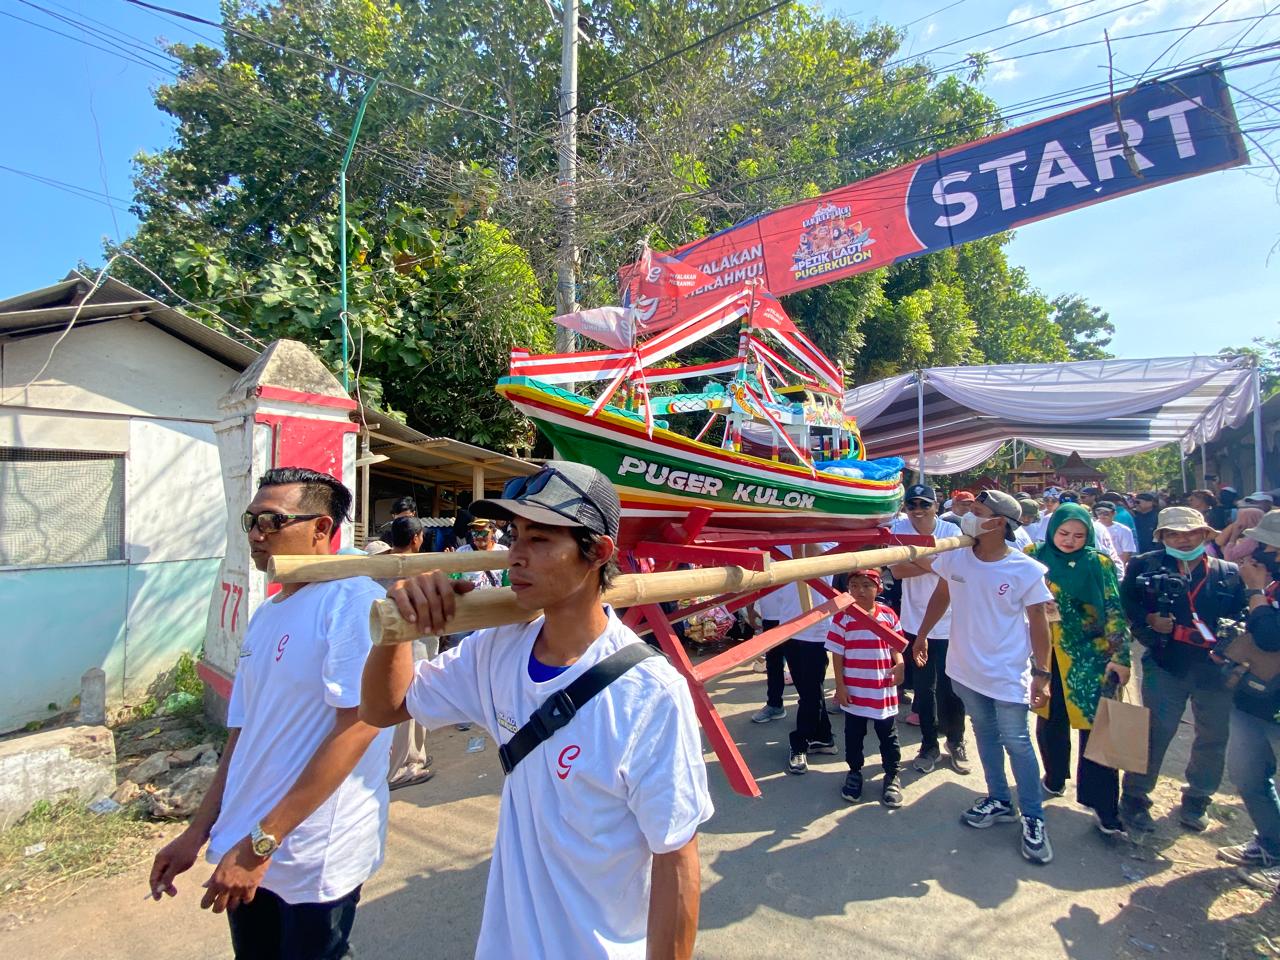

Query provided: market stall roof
[844,356,1260,475]
[360,411,536,492]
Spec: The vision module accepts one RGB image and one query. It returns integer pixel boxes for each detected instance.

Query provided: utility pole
[339,73,382,392]
[554,0,579,354]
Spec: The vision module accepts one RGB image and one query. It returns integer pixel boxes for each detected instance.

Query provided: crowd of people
[753,480,1280,881]
[144,462,1280,959]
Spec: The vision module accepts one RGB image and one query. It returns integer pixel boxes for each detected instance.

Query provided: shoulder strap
[498,643,663,776]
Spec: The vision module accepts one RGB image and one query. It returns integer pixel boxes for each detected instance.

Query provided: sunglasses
[502,467,606,531]
[905,499,933,509]
[241,511,324,534]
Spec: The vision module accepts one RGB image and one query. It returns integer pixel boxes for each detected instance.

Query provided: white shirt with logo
[405,608,714,959]
[208,577,393,904]
[930,547,1053,704]
[889,516,961,638]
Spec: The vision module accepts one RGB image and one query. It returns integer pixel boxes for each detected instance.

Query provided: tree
[1220,331,1280,398]
[1051,294,1114,360]
[161,205,552,450]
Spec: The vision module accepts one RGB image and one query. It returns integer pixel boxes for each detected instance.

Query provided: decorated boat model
[499,282,904,544]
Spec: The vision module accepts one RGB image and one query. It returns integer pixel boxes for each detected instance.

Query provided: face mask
[1164,543,1207,562]
[960,512,997,538]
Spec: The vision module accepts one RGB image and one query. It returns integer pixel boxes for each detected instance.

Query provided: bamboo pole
[369,536,972,645]
[269,550,509,584]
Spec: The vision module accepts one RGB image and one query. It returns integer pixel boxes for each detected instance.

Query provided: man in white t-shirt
[887,484,968,775]
[456,518,510,590]
[1094,501,1135,570]
[361,462,713,960]
[149,468,393,958]
[914,489,1056,866]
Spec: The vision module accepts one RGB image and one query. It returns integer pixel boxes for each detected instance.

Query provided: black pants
[845,712,901,776]
[228,884,361,960]
[908,632,966,751]
[784,639,832,752]
[762,619,786,709]
[1035,659,1119,824]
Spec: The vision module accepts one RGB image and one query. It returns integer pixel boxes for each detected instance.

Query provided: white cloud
[990,56,1021,82]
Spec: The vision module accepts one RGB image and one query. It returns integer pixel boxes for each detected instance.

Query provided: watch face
[252,836,276,857]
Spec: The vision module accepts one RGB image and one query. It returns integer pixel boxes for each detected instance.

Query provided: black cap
[1136,492,1158,503]
[472,461,621,539]
[904,483,937,503]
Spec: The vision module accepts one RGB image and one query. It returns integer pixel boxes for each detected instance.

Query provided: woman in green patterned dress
[1028,502,1133,836]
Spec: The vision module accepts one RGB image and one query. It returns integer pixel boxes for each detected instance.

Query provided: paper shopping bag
[1084,685,1149,774]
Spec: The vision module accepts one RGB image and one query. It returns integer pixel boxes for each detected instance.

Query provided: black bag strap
[498,643,662,776]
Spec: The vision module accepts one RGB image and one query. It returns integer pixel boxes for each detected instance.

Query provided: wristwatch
[250,823,280,859]
[1030,666,1052,680]
[1246,588,1266,599]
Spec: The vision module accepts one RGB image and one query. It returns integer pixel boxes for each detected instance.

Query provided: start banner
[659,65,1246,308]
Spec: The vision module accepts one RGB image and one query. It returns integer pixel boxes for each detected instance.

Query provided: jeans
[845,712,900,776]
[1229,707,1280,857]
[1122,653,1231,806]
[762,619,785,709]
[784,639,832,752]
[907,632,966,750]
[1036,657,1119,823]
[954,680,1044,819]
[228,884,361,960]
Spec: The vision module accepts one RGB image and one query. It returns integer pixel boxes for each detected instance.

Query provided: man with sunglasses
[361,461,713,960]
[457,519,508,590]
[888,484,969,775]
[149,467,393,959]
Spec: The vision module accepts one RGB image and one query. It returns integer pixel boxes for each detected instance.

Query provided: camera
[1136,571,1187,616]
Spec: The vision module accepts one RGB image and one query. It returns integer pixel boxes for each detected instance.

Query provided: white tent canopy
[844,356,1263,480]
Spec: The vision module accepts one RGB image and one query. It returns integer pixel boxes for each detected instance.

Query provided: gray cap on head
[471,460,621,539]
[1245,511,1280,549]
[976,489,1023,542]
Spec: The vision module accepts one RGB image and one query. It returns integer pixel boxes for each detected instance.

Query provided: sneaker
[841,770,863,801]
[961,796,1018,829]
[808,739,838,755]
[1041,776,1066,799]
[787,750,808,775]
[881,774,904,808]
[1021,816,1054,865]
[752,657,767,673]
[750,704,786,724]
[904,711,920,726]
[946,740,972,776]
[913,745,941,773]
[1239,864,1280,894]
[1119,794,1156,833]
[1092,811,1127,838]
[1179,799,1210,832]
[1218,839,1279,868]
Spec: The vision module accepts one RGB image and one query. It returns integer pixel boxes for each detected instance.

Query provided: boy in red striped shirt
[826,568,906,807]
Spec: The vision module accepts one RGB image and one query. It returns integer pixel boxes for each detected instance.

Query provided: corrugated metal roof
[0,271,261,371]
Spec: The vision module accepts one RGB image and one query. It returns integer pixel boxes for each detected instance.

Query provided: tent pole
[916,371,926,484]
[1253,364,1266,491]
[1200,442,1207,487]
[1180,448,1188,493]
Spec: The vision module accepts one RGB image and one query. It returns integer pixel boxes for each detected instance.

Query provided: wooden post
[472,464,485,503]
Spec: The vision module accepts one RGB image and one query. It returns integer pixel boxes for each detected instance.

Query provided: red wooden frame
[620,519,927,798]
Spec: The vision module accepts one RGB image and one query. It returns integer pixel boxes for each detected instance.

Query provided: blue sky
[1,0,1277,359]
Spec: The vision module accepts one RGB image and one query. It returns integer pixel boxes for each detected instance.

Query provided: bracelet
[1030,666,1052,680]
[1246,588,1265,599]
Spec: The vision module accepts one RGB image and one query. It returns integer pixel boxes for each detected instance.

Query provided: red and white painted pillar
[198,339,358,718]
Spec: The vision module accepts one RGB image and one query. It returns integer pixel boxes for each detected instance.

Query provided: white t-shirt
[889,516,961,638]
[1092,519,1124,568]
[754,543,837,642]
[1013,525,1033,550]
[1025,515,1051,543]
[1101,520,1136,556]
[209,577,393,904]
[931,547,1053,705]
[405,608,714,960]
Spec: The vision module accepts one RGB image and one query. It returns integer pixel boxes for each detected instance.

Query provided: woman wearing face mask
[1026,504,1133,837]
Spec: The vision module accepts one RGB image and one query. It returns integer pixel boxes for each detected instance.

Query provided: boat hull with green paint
[499,376,903,545]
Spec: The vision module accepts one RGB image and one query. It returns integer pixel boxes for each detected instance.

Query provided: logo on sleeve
[556,745,580,781]
[275,633,290,662]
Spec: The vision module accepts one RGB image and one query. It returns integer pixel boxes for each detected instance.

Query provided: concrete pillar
[198,340,358,718]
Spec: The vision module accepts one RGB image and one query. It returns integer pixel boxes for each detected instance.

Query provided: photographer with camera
[1119,506,1246,834]
[1217,513,1280,895]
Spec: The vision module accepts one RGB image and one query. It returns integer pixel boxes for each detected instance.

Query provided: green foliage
[109,0,1113,427]
[1221,331,1280,398]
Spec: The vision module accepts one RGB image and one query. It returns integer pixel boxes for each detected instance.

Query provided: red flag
[618,247,709,336]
